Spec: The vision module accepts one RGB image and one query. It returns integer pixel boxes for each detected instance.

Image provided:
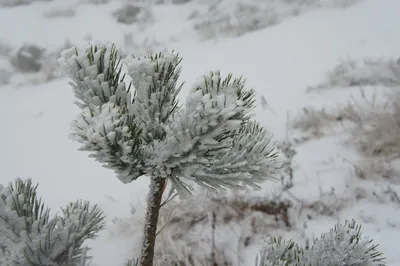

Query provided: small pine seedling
[59,43,282,266]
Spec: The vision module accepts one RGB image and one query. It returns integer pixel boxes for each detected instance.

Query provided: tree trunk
[140,176,166,266]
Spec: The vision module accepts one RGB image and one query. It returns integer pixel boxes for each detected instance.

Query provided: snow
[1,0,400,265]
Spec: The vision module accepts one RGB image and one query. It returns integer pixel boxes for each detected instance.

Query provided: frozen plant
[10,44,46,73]
[113,4,153,26]
[59,43,282,265]
[43,6,76,18]
[0,178,105,266]
[308,58,400,92]
[0,0,53,7]
[0,69,12,86]
[193,0,364,39]
[256,219,385,266]
[80,0,110,4]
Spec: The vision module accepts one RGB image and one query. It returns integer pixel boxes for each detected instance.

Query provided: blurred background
[1,0,400,265]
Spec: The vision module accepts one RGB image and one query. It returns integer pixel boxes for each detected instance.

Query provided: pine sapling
[59,43,282,266]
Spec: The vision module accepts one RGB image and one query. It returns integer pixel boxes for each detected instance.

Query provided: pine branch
[58,43,129,110]
[71,102,145,183]
[0,178,105,266]
[304,219,385,266]
[0,178,52,263]
[257,219,385,266]
[60,44,146,182]
[127,50,183,142]
[188,121,281,191]
[144,71,281,195]
[192,71,256,121]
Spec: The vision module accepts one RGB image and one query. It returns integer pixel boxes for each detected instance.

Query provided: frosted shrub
[80,0,110,4]
[0,41,12,58]
[0,69,11,85]
[171,0,191,4]
[10,44,45,73]
[0,0,31,6]
[257,219,384,266]
[352,91,400,158]
[303,57,400,160]
[309,58,400,91]
[59,43,282,265]
[0,178,105,265]
[43,6,76,18]
[0,0,52,7]
[194,0,279,39]
[193,0,363,39]
[113,4,152,25]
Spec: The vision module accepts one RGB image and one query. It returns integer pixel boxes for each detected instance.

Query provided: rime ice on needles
[157,73,280,192]
[59,44,143,184]
[126,51,183,142]
[0,178,105,266]
[58,43,130,109]
[71,102,144,183]
[257,219,385,266]
[304,219,385,265]
[60,43,282,197]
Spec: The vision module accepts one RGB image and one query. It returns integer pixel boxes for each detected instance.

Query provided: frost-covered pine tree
[0,178,105,266]
[59,43,282,266]
[256,219,385,266]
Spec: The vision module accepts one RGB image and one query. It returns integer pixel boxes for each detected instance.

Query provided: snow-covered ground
[1,0,400,265]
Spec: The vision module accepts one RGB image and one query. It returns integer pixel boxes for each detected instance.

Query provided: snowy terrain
[1,0,400,265]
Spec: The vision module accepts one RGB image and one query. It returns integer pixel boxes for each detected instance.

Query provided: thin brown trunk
[140,176,166,266]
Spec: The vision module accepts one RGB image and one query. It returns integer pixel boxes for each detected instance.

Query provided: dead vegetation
[352,91,400,158]
[308,57,400,92]
[351,157,394,181]
[290,88,400,162]
[192,0,364,40]
[291,57,400,185]
[151,192,293,265]
[289,107,342,138]
[120,190,294,266]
